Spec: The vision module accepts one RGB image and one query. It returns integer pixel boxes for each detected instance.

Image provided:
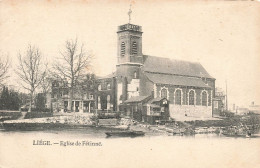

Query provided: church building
[97,21,216,122]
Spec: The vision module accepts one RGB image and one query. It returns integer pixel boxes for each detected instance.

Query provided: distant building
[248,102,260,114]
[49,75,96,113]
[236,107,249,115]
[213,87,225,116]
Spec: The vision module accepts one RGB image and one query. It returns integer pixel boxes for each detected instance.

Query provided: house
[49,74,96,113]
[95,74,117,112]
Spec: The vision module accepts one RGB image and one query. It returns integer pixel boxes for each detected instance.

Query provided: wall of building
[117,28,143,64]
[95,77,117,111]
[116,64,141,82]
[153,84,212,118]
[139,70,154,97]
[212,99,223,116]
[169,105,212,118]
[155,84,212,106]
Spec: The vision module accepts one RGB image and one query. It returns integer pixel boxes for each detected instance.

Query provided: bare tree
[52,38,93,112]
[0,53,10,85]
[16,45,47,112]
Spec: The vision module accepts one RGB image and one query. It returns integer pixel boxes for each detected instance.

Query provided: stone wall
[169,104,212,118]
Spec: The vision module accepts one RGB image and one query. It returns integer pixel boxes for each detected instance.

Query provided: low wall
[169,104,212,118]
[0,111,22,121]
[24,112,53,119]
[98,119,118,126]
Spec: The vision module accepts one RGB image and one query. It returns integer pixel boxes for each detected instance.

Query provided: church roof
[143,55,214,79]
[145,72,211,88]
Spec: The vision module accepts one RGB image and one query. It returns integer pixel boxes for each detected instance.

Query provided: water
[0,128,260,168]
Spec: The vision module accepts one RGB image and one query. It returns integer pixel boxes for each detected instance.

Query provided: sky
[0,0,260,108]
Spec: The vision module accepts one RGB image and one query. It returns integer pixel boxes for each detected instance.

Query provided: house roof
[148,104,161,108]
[143,55,214,79]
[145,72,211,88]
[150,97,165,103]
[124,96,150,103]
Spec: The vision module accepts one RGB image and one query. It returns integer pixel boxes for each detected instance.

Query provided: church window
[132,41,137,55]
[189,90,195,105]
[121,42,125,56]
[202,91,207,106]
[175,89,182,105]
[161,88,168,99]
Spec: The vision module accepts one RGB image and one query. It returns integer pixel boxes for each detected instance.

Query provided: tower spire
[128,4,132,24]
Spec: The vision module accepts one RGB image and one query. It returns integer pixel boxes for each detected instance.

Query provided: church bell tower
[117,23,143,64]
[116,5,143,108]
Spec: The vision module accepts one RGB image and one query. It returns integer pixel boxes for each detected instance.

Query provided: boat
[105,130,145,137]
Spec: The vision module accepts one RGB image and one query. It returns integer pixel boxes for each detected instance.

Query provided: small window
[134,71,137,79]
[214,101,218,109]
[98,96,101,110]
[107,95,111,110]
[98,84,101,91]
[107,83,111,90]
[89,94,93,100]
[121,42,125,56]
[132,41,137,55]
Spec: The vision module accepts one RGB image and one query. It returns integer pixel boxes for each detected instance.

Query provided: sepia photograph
[0,0,260,168]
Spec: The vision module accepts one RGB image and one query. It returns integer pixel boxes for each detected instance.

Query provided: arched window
[161,88,167,98]
[175,89,182,105]
[189,90,195,105]
[202,91,207,106]
[107,95,111,110]
[98,84,101,91]
[121,42,125,56]
[132,41,137,55]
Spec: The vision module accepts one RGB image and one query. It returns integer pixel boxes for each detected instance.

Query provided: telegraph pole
[225,80,228,111]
